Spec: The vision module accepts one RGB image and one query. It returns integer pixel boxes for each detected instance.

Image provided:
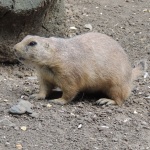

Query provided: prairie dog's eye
[28,41,37,46]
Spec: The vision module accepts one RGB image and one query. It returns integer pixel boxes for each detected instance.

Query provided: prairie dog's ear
[44,42,56,52]
[44,43,49,49]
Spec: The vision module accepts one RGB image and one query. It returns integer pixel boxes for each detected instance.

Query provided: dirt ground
[0,0,150,150]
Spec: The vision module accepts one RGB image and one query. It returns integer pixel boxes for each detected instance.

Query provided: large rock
[0,0,65,63]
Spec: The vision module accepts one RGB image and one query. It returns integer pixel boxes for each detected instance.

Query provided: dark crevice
[0,10,11,18]
[42,24,49,32]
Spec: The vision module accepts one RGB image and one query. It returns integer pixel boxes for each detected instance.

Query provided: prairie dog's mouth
[14,51,25,61]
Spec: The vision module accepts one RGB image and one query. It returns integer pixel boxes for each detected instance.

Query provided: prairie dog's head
[13,35,53,65]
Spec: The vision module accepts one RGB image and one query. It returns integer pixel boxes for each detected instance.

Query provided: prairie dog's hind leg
[96,84,131,106]
[96,98,116,105]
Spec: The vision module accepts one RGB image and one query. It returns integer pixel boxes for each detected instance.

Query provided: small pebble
[5,142,10,147]
[78,124,82,129]
[134,110,138,114]
[123,118,130,122]
[98,126,109,131]
[27,76,37,80]
[143,9,148,12]
[16,143,22,149]
[144,72,149,79]
[20,126,27,131]
[47,104,52,108]
[84,24,93,30]
[69,26,77,30]
[3,99,9,102]
[100,125,109,128]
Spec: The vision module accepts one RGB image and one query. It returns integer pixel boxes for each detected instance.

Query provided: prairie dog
[13,32,146,105]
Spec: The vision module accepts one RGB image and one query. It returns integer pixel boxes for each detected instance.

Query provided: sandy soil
[0,0,150,149]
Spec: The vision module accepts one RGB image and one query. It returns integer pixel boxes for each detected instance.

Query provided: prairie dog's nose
[13,44,20,52]
[13,45,20,55]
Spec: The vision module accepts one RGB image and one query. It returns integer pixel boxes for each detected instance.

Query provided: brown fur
[13,32,146,105]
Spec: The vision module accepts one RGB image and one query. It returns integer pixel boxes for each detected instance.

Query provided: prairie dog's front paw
[30,93,46,100]
[49,98,68,105]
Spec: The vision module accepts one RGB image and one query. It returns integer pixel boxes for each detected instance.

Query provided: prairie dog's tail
[131,60,147,81]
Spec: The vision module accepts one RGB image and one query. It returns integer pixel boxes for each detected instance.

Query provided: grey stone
[9,100,33,114]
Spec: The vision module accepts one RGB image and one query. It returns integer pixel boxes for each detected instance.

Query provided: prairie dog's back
[52,33,132,85]
[53,32,131,70]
